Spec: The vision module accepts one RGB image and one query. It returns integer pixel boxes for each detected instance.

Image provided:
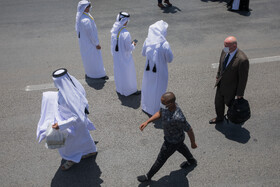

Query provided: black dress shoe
[209,118,223,124]
[137,175,150,182]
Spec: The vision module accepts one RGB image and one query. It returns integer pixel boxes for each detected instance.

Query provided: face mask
[223,47,230,53]
[160,102,168,109]
[89,6,93,12]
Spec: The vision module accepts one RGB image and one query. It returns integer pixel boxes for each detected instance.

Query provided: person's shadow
[117,92,141,109]
[215,120,250,144]
[85,75,106,90]
[138,164,196,187]
[51,154,103,187]
[162,6,181,14]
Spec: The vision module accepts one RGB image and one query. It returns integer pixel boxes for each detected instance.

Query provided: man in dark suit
[209,36,249,124]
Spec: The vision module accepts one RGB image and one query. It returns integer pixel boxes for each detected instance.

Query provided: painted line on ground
[25,76,114,92]
[211,55,280,69]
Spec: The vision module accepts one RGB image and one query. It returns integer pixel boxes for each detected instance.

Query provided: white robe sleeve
[142,41,147,57]
[58,116,78,131]
[163,41,173,63]
[82,19,100,46]
[123,32,135,52]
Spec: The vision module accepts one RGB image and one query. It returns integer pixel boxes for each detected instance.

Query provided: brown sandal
[82,152,97,159]
[61,160,75,171]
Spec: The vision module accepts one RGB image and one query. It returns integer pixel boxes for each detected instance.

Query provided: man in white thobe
[76,1,108,79]
[111,12,140,96]
[37,68,97,170]
[141,20,173,115]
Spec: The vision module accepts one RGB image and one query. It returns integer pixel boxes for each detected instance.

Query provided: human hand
[139,122,148,131]
[52,123,59,129]
[96,45,101,50]
[191,142,197,149]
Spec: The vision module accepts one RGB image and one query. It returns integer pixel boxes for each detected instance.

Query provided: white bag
[45,123,68,149]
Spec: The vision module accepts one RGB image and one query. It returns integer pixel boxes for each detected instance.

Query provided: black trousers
[147,139,193,179]
[215,87,235,120]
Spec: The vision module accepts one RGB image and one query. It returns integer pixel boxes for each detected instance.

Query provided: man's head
[161,92,176,111]
[84,4,91,13]
[224,36,237,53]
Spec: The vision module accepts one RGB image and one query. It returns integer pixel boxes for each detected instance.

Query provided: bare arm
[139,111,161,131]
[187,128,197,149]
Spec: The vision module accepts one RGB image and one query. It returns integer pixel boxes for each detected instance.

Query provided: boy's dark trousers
[147,138,193,179]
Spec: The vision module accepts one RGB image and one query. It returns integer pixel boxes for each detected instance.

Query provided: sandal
[61,160,75,171]
[82,152,97,159]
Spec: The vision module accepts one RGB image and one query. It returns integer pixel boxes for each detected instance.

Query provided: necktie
[223,53,230,71]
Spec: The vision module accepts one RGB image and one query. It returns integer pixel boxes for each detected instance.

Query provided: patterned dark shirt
[160,105,191,144]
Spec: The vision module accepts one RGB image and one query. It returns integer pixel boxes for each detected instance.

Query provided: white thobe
[111,28,137,96]
[57,112,96,163]
[78,13,106,78]
[37,92,97,163]
[141,41,173,115]
[232,0,240,10]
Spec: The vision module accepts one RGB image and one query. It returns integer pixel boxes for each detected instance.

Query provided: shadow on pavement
[51,155,103,187]
[162,6,181,14]
[215,120,250,144]
[85,75,106,90]
[138,165,196,187]
[117,92,141,109]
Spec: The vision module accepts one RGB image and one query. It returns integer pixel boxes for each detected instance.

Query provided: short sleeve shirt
[160,105,191,144]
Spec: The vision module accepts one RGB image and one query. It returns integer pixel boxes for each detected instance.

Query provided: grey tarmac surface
[0,0,279,186]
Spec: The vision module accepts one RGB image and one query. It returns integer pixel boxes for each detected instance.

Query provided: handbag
[225,98,251,124]
[45,123,68,149]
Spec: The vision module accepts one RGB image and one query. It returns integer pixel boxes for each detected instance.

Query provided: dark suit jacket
[215,49,249,97]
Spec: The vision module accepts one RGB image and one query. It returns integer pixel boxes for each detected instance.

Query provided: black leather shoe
[137,175,150,182]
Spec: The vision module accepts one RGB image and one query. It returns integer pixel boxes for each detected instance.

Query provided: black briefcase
[225,98,251,124]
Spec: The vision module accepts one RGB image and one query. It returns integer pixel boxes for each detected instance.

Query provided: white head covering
[52,68,88,123]
[110,12,130,39]
[145,20,168,47]
[75,0,91,35]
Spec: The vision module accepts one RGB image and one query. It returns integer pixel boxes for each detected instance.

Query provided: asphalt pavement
[0,0,279,186]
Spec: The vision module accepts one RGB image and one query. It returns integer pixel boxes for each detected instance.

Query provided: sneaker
[188,158,197,165]
[137,175,150,182]
[180,158,197,168]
